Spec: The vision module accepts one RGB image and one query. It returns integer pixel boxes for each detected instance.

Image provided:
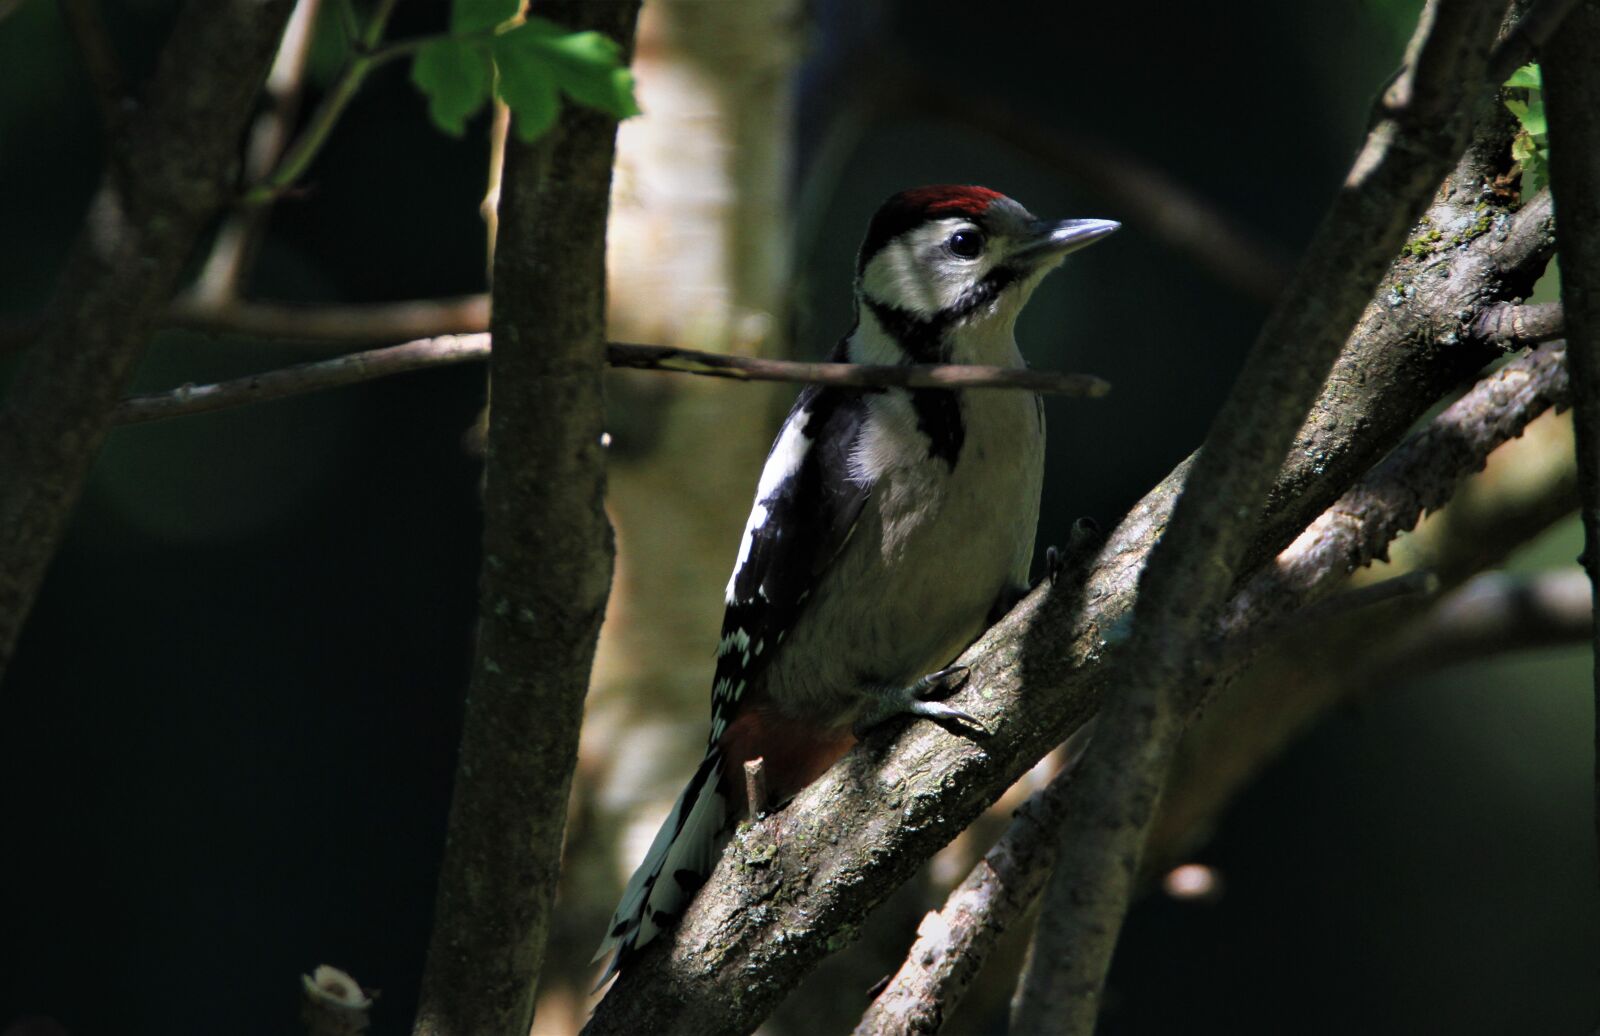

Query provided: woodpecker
[594,185,1118,983]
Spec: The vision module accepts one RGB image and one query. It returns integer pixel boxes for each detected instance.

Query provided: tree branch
[190,0,324,303]
[910,77,1292,305]
[408,3,640,1034]
[166,294,492,343]
[110,336,1111,425]
[1220,342,1571,636]
[1011,4,1507,1031]
[243,0,401,206]
[1365,567,1592,681]
[581,49,1556,1036]
[0,0,299,683]
[858,343,1570,1034]
[1473,299,1565,346]
[1542,0,1600,894]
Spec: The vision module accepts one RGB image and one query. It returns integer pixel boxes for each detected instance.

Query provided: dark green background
[0,1,1593,1032]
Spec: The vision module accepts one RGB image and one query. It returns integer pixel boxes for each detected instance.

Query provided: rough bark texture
[1010,5,1506,1031]
[1543,0,1600,888]
[0,0,297,680]
[856,343,1571,1034]
[582,89,1554,1036]
[1222,343,1572,635]
[1153,401,1580,870]
[409,4,639,1035]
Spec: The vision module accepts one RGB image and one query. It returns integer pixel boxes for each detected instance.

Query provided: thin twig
[1473,299,1565,347]
[1363,568,1592,683]
[1010,3,1507,1031]
[244,0,403,206]
[1219,342,1573,639]
[912,77,1292,305]
[166,294,491,343]
[113,333,489,424]
[111,335,1112,425]
[190,0,324,303]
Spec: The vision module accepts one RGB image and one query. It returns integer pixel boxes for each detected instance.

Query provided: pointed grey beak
[1014,218,1121,264]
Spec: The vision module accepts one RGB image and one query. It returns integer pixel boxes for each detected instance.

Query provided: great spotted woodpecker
[594,186,1118,983]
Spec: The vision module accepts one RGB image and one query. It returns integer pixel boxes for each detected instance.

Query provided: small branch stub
[744,757,770,817]
[301,965,373,1036]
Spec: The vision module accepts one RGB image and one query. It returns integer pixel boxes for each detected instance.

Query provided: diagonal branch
[0,0,299,684]
[582,80,1555,1036]
[1011,4,1507,1031]
[189,0,324,304]
[856,341,1572,1034]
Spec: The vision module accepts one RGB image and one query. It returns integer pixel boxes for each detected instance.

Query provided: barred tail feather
[593,748,728,988]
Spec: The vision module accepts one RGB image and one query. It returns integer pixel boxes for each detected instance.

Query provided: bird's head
[853,185,1118,363]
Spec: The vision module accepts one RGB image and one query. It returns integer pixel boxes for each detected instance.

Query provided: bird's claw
[854,665,987,737]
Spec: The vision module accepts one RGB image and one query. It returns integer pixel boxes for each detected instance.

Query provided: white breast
[765,385,1045,723]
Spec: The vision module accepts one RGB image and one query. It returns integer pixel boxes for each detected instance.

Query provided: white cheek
[862,221,993,317]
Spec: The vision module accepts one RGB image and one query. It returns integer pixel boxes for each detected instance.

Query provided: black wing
[709,382,871,734]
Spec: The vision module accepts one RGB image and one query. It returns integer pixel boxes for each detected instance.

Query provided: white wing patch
[726,410,813,602]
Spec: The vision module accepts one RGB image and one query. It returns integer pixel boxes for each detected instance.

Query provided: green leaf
[492,38,562,141]
[1518,99,1547,138]
[1505,63,1542,89]
[411,38,493,136]
[452,0,519,33]
[493,17,641,133]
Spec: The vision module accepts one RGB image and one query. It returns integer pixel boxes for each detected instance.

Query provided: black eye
[946,229,985,259]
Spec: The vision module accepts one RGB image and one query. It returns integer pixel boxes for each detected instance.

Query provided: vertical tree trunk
[411,5,640,1035]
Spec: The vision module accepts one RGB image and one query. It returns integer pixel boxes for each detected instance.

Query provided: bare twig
[113,333,489,424]
[1220,342,1572,638]
[1543,0,1600,894]
[1010,5,1507,1032]
[0,0,299,681]
[166,294,491,343]
[1473,299,1565,347]
[409,4,641,1034]
[244,0,403,206]
[912,78,1292,305]
[190,0,324,303]
[1364,568,1592,682]
[59,0,125,138]
[112,335,1111,425]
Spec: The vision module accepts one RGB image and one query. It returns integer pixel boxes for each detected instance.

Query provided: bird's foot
[852,665,987,738]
